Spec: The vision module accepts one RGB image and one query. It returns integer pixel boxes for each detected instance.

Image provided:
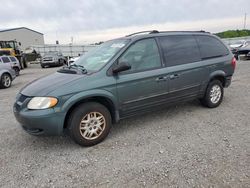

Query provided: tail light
[231,57,236,70]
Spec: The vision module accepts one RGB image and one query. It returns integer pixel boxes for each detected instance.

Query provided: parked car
[14,30,236,146]
[0,55,21,76]
[0,63,16,88]
[41,52,66,68]
[68,56,80,65]
[229,40,248,49]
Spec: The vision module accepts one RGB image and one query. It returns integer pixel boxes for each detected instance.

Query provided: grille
[17,94,28,103]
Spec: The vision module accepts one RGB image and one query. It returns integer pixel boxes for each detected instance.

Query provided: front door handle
[155,76,167,82]
[170,74,179,80]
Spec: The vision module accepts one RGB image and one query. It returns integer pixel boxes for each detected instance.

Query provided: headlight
[27,97,58,110]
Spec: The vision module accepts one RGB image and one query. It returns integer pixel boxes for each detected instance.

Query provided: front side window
[119,38,161,73]
[1,56,10,63]
[74,39,129,72]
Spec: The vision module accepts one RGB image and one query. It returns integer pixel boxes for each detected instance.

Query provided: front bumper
[13,95,65,136]
[41,61,59,66]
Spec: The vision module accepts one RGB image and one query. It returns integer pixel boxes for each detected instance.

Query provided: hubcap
[2,75,11,87]
[210,85,221,104]
[79,112,106,140]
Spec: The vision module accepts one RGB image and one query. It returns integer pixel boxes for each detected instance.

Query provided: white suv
[0,56,21,76]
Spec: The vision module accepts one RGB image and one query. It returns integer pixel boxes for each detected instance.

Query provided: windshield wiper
[69,64,87,74]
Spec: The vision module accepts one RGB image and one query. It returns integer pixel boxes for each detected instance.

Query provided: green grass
[215,29,250,38]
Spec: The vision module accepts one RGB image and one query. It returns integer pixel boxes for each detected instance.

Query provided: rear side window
[1,56,10,63]
[159,35,201,67]
[9,57,17,62]
[195,35,229,59]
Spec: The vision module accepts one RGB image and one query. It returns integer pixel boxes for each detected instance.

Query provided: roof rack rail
[125,30,210,37]
[126,30,159,37]
[157,30,209,33]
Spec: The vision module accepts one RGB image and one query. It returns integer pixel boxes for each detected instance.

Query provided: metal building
[0,27,44,50]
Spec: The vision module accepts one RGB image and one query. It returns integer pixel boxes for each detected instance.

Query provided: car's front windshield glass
[74,39,129,72]
[44,52,57,56]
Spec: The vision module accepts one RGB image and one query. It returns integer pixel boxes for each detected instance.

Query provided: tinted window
[9,57,17,62]
[159,35,201,67]
[1,57,10,63]
[195,35,229,59]
[119,38,161,72]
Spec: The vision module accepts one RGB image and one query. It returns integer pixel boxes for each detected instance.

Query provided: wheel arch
[1,71,12,80]
[62,92,119,129]
[209,70,226,87]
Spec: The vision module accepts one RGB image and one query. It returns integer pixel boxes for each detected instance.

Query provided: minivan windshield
[74,39,129,72]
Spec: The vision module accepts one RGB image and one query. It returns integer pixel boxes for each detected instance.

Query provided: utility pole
[243,13,247,29]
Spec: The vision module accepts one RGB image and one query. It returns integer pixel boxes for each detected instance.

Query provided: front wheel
[0,73,12,89]
[68,102,112,146]
[200,80,224,108]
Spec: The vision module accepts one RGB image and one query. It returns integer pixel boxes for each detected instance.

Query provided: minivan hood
[21,72,84,96]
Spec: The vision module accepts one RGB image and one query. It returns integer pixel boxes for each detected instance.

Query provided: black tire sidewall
[204,80,224,108]
[68,102,112,146]
[0,73,11,89]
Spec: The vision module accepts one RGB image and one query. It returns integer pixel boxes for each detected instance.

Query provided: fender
[60,89,119,114]
[209,70,226,80]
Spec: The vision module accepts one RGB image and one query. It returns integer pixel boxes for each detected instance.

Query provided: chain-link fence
[30,44,97,58]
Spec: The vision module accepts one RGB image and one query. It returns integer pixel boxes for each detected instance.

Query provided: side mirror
[112,61,131,74]
[18,42,21,46]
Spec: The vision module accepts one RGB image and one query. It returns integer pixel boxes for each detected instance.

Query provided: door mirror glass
[112,61,131,74]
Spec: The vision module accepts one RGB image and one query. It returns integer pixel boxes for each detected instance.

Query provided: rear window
[9,57,17,62]
[1,56,10,63]
[195,35,229,59]
[158,35,201,67]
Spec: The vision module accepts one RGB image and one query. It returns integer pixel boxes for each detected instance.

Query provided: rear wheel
[200,80,224,108]
[68,102,112,146]
[0,73,12,89]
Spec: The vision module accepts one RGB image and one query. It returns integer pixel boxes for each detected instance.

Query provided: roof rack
[125,30,209,37]
[159,30,209,33]
[125,30,159,37]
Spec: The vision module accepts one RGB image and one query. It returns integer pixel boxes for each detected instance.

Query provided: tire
[41,65,45,68]
[68,102,112,146]
[13,67,20,76]
[200,80,224,108]
[0,73,12,89]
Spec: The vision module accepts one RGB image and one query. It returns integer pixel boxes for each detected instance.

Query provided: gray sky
[1,0,249,44]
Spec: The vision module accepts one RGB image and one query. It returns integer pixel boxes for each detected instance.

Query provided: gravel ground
[0,62,249,188]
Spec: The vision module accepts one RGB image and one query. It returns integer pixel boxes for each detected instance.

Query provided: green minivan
[13,30,236,146]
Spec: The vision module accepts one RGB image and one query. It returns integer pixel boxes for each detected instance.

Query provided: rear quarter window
[195,35,229,59]
[9,57,17,62]
[158,35,201,67]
